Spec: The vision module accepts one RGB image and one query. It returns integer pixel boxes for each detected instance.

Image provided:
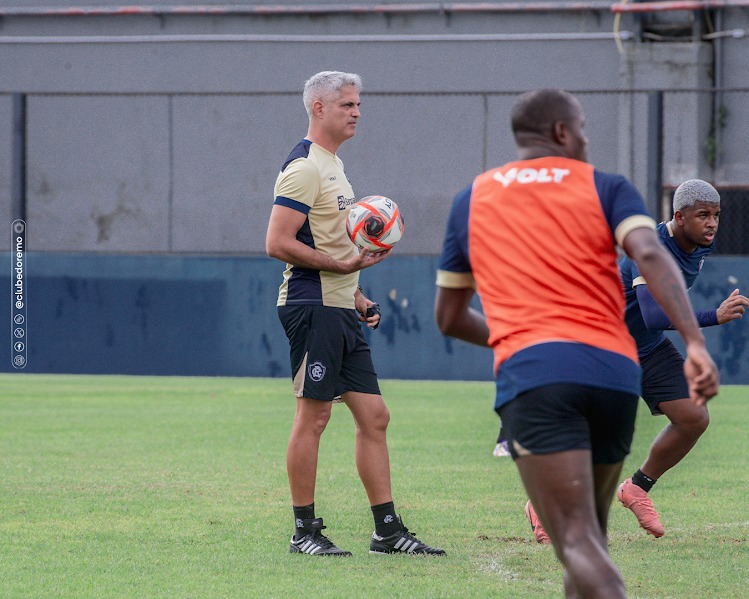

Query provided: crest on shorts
[307,360,326,382]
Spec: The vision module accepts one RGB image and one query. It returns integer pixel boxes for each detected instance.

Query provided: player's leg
[502,383,636,598]
[641,397,709,480]
[343,391,392,505]
[517,452,626,599]
[280,305,340,506]
[618,339,707,537]
[287,396,333,506]
[341,325,444,555]
[524,459,622,546]
[338,320,391,505]
[344,391,444,555]
[287,397,353,555]
[617,396,708,538]
[280,305,351,555]
[591,462,624,536]
[637,338,708,481]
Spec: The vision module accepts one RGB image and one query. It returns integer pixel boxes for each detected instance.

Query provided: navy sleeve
[438,184,473,273]
[593,171,652,233]
[636,285,674,329]
[636,284,719,329]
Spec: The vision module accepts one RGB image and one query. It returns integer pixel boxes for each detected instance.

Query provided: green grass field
[1,374,747,598]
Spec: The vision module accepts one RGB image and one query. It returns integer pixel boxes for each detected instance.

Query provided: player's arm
[635,284,718,329]
[636,284,747,329]
[434,285,490,347]
[622,227,719,403]
[265,204,388,274]
[433,184,488,346]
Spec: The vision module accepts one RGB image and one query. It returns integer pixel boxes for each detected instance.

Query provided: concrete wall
[1,4,748,256]
[1,3,748,381]
[1,253,748,383]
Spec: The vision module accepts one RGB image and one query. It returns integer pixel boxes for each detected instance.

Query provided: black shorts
[497,383,638,464]
[639,338,689,415]
[278,305,380,401]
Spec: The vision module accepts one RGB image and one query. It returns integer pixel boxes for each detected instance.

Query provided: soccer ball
[346,196,405,253]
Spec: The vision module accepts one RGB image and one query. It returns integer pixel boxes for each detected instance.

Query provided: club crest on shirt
[308,360,326,382]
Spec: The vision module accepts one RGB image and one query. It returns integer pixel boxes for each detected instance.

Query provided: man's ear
[311,99,325,119]
[551,120,567,145]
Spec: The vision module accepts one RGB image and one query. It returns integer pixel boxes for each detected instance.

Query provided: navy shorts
[497,383,638,464]
[639,338,689,415]
[278,305,380,401]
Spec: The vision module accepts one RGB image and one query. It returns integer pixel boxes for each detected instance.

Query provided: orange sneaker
[616,478,665,538]
[524,500,551,544]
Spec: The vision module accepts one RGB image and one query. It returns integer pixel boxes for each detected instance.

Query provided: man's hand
[716,288,749,324]
[683,341,720,407]
[340,248,391,274]
[355,289,381,329]
[364,303,381,330]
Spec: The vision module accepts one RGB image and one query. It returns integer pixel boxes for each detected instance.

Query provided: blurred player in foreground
[615,179,748,537]
[266,70,443,557]
[435,88,718,598]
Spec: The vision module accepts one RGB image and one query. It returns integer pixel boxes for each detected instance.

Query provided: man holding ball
[266,70,443,557]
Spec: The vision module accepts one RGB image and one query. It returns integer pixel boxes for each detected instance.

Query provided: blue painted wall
[1,253,748,383]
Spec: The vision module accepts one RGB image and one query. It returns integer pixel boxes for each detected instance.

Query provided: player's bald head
[511,89,582,143]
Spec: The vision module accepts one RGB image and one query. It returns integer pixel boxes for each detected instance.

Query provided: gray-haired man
[267,71,444,556]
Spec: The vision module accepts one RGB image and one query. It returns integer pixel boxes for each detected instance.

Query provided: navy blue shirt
[619,221,714,358]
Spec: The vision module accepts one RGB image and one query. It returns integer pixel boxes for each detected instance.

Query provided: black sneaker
[289,518,352,556]
[369,516,445,555]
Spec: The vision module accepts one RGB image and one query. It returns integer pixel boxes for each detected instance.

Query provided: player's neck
[669,219,698,254]
[306,129,343,155]
[517,144,577,161]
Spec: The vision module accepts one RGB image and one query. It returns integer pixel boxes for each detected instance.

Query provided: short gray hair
[673,179,720,212]
[303,71,362,118]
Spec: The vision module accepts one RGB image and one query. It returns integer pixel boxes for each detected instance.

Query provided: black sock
[371,501,400,536]
[293,503,315,539]
[632,469,656,493]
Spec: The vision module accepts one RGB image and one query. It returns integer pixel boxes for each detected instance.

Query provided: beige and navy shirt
[273,139,359,309]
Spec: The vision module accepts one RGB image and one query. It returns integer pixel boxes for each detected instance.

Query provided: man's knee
[363,402,390,432]
[357,401,390,435]
[373,403,390,430]
[685,408,710,435]
[297,399,333,435]
[664,400,710,435]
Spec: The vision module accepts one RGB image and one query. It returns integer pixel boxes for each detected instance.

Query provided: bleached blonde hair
[673,179,720,212]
